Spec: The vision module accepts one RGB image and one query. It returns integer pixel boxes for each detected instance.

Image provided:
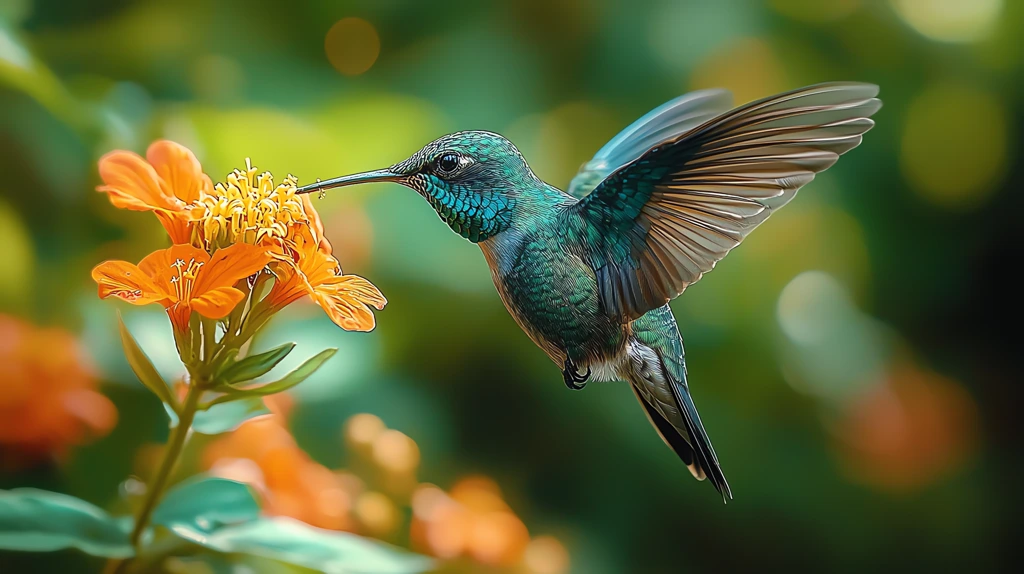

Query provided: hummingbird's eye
[434,153,462,175]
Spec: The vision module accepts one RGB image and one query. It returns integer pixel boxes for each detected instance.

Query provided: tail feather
[630,384,705,480]
[668,375,732,501]
[628,304,731,500]
[631,375,732,502]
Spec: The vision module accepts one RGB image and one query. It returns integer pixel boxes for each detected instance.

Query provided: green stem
[109,382,203,574]
[212,307,272,369]
[201,319,216,364]
[217,272,268,357]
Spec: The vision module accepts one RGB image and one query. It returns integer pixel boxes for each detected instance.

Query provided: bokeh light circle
[524,536,570,574]
[777,271,852,346]
[891,0,1003,43]
[355,491,398,535]
[371,429,420,474]
[690,38,788,105]
[345,412,385,446]
[0,201,33,305]
[325,17,380,76]
[901,84,1009,209]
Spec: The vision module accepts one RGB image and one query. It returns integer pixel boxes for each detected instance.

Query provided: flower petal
[193,243,272,295]
[139,244,211,297]
[313,274,386,332]
[190,286,245,319]
[300,195,332,254]
[293,234,338,287]
[98,149,195,242]
[146,140,212,205]
[91,260,169,305]
[264,262,306,309]
[328,275,387,309]
[167,304,192,334]
[97,150,180,212]
[154,211,195,245]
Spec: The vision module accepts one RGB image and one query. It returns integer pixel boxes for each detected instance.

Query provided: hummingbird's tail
[629,306,732,501]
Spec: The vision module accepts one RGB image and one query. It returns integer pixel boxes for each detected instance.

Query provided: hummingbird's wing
[563,82,881,321]
[566,89,733,199]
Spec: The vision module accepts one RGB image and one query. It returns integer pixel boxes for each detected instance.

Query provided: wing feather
[565,82,881,320]
[567,90,734,198]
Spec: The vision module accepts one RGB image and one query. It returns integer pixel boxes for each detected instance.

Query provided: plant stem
[108,381,203,574]
[201,319,216,363]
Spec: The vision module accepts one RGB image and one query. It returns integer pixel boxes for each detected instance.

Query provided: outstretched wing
[567,90,734,199]
[564,82,881,321]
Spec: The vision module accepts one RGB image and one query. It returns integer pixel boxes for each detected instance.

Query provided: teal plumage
[299,82,882,501]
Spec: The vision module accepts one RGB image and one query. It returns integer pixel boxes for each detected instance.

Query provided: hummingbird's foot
[562,357,591,391]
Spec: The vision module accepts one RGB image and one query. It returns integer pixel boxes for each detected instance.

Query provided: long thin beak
[296,168,404,195]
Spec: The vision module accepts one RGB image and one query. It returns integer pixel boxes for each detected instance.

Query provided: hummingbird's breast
[478,224,628,368]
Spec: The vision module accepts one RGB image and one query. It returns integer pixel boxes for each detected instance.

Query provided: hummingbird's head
[298,131,537,242]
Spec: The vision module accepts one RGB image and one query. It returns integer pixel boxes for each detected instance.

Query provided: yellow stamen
[169,257,203,302]
[191,158,306,250]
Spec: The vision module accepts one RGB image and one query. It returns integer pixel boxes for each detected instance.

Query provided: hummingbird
[298,83,881,501]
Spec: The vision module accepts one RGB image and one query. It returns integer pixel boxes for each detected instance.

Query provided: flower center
[192,159,306,249]
[168,257,204,302]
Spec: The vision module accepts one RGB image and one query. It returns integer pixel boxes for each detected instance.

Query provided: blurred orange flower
[0,315,116,467]
[97,141,211,244]
[202,396,356,531]
[92,243,271,332]
[411,477,531,567]
[202,410,569,572]
[832,362,979,491]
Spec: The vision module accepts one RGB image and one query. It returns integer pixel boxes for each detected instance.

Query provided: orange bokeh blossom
[93,140,385,332]
[0,315,117,467]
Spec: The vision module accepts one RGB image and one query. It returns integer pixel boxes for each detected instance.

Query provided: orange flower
[266,227,386,332]
[96,140,385,332]
[202,396,356,531]
[97,141,212,244]
[92,243,271,331]
[300,193,333,254]
[0,315,117,467]
[410,478,531,566]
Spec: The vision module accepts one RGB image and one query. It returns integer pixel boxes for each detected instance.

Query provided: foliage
[0,138,420,572]
[2,0,1021,572]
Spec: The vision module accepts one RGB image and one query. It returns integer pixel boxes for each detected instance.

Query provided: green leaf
[220,342,295,385]
[153,477,259,537]
[192,397,271,434]
[184,516,433,574]
[212,347,239,379]
[224,349,337,399]
[117,311,176,408]
[0,489,132,558]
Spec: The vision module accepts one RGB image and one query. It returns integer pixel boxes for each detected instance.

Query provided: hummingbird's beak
[296,168,404,195]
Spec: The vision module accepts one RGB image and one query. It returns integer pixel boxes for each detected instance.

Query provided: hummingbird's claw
[562,357,591,390]
[563,375,586,391]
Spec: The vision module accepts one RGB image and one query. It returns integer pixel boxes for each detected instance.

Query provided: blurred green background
[2,0,1021,572]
